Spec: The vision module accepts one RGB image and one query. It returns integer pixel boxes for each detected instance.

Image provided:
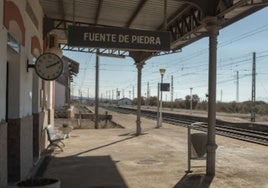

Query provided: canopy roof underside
[40,0,268,59]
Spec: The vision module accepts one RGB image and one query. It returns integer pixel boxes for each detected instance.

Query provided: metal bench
[45,125,66,151]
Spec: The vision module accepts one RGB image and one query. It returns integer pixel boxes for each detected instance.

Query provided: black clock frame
[27,53,64,81]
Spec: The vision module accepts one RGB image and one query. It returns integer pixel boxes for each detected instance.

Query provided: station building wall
[0,0,6,121]
[55,82,66,109]
[0,0,51,186]
[0,0,8,186]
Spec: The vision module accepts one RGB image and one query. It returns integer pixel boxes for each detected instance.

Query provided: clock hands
[46,61,60,68]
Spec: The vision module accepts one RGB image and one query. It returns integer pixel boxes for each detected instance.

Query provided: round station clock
[35,53,63,80]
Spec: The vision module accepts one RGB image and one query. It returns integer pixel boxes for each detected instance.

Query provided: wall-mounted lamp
[46,34,63,58]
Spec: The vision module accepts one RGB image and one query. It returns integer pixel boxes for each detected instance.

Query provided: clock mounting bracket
[27,59,35,72]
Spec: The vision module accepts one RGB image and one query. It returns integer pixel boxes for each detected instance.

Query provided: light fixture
[46,34,63,58]
[159,68,166,75]
[156,68,166,128]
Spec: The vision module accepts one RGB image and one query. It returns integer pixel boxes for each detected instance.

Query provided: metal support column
[135,61,144,136]
[205,17,219,175]
[130,51,152,136]
[159,73,164,127]
[95,49,99,129]
[156,83,160,128]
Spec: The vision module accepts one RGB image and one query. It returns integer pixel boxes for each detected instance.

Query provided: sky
[64,7,268,103]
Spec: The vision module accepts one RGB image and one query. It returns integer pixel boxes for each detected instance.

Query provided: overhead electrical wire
[74,21,268,99]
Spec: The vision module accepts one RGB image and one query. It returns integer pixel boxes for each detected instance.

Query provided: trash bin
[186,122,207,173]
[190,133,207,158]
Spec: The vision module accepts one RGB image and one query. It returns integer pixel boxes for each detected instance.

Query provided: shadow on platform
[174,173,214,188]
[36,155,128,188]
[70,135,136,156]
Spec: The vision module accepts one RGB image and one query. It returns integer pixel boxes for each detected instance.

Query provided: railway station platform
[31,110,268,188]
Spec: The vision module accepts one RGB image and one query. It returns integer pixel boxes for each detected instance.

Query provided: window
[7,33,20,53]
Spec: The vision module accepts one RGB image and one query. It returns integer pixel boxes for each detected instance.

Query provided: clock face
[35,53,63,80]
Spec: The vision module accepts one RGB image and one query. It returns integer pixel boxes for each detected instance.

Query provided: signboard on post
[68,25,171,51]
[161,83,170,91]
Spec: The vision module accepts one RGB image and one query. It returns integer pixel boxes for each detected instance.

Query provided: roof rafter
[94,0,103,25]
[157,4,192,30]
[57,0,66,20]
[125,0,148,28]
[40,0,268,62]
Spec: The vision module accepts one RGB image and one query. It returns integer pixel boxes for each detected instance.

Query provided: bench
[45,125,66,151]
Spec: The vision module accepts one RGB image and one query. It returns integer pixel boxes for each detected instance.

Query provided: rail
[103,105,268,146]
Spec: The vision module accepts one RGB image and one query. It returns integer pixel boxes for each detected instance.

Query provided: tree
[148,96,158,106]
[185,94,200,109]
[132,97,145,105]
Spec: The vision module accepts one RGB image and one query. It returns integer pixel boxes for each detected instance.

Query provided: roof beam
[56,0,68,38]
[167,8,202,42]
[157,4,192,30]
[57,0,66,20]
[186,0,221,16]
[125,0,148,28]
[95,0,103,25]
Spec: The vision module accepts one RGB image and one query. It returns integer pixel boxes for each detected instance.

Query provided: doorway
[7,46,21,182]
[5,61,9,121]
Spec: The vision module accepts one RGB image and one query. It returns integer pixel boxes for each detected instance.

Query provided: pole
[156,83,160,128]
[78,90,81,128]
[220,89,223,102]
[147,82,149,108]
[190,87,193,114]
[251,52,256,122]
[171,75,174,111]
[159,74,164,127]
[135,62,144,135]
[236,71,239,102]
[95,49,99,129]
[133,85,134,99]
[186,125,193,173]
[206,17,218,175]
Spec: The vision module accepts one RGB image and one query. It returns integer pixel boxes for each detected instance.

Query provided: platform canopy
[40,0,268,61]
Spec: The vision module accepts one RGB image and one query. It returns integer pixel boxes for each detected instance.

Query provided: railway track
[103,105,268,146]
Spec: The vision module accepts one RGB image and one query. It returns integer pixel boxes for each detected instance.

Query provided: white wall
[0,0,6,121]
[27,0,43,114]
[32,73,41,113]
[19,46,33,117]
[28,0,44,32]
[0,28,7,121]
[5,0,44,118]
[0,1,8,186]
[1,0,45,185]
[118,98,132,105]
[19,0,44,117]
[7,47,20,118]
[0,0,3,27]
[55,82,66,109]
[47,82,54,110]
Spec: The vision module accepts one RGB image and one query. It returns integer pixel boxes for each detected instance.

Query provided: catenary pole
[95,49,99,129]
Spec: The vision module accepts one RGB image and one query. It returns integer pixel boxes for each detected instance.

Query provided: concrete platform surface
[37,111,268,188]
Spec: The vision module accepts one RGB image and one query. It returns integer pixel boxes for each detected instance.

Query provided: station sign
[68,25,171,51]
